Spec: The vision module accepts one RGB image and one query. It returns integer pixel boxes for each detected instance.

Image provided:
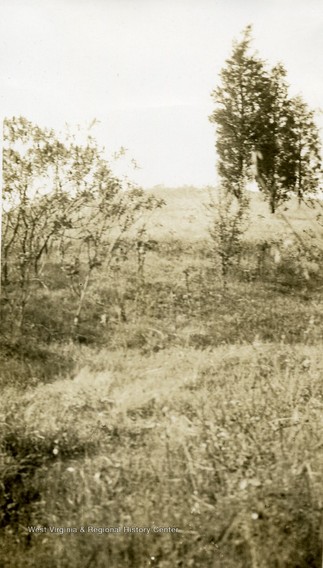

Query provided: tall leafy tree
[210,27,322,212]
[254,64,297,212]
[289,96,322,203]
[210,26,268,198]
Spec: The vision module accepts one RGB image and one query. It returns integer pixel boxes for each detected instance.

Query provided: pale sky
[0,0,322,187]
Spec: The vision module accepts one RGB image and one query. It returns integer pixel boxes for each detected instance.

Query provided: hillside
[1,184,323,567]
[143,186,323,244]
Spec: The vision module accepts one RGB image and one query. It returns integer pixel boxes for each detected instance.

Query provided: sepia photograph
[0,0,323,566]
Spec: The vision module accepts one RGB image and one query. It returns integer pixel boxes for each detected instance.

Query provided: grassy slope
[1,186,323,567]
[144,186,323,243]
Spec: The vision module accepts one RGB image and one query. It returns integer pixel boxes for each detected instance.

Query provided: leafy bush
[207,187,249,281]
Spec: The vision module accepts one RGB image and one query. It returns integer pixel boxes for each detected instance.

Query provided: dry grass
[1,343,323,567]
[143,186,323,244]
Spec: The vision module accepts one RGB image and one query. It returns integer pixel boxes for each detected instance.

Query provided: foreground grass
[1,343,322,567]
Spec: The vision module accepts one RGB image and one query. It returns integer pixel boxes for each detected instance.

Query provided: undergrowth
[0,233,323,566]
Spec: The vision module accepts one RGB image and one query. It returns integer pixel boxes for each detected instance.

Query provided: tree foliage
[210,26,322,212]
[1,116,163,340]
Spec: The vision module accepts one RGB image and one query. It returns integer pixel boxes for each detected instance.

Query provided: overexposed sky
[0,0,322,187]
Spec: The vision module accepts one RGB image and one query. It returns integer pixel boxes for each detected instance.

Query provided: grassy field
[1,187,323,567]
[144,185,323,243]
